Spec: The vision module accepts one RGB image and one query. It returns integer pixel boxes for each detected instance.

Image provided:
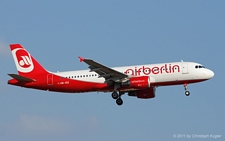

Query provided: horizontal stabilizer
[8,74,35,82]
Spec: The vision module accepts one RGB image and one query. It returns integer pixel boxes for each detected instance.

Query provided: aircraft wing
[79,56,128,83]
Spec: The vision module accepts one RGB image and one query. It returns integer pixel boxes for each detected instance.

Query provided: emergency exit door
[47,74,53,85]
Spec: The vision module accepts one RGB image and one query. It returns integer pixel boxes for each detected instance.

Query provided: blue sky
[0,0,224,141]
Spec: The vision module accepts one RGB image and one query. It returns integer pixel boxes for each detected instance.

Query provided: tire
[112,92,119,99]
[116,98,123,106]
[185,91,190,96]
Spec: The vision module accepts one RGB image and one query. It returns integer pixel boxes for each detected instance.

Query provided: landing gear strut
[184,83,190,96]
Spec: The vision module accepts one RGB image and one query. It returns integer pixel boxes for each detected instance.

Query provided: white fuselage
[54,62,214,86]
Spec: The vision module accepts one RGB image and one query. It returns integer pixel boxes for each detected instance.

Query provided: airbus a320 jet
[8,44,214,106]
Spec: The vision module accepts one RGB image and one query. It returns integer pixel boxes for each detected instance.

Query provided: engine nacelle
[128,87,156,99]
[122,76,150,89]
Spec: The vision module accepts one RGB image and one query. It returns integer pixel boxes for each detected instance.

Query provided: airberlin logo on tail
[19,56,32,66]
[11,48,34,73]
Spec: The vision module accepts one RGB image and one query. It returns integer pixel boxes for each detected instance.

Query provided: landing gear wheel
[185,91,190,96]
[184,83,190,96]
[112,92,119,99]
[116,98,123,106]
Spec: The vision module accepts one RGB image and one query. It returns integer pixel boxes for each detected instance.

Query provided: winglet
[78,56,85,62]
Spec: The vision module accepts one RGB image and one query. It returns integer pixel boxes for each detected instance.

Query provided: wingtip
[78,56,85,62]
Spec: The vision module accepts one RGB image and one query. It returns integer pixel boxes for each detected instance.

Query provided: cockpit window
[195,65,205,69]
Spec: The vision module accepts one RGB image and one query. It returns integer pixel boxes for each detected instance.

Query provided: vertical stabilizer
[10,44,48,77]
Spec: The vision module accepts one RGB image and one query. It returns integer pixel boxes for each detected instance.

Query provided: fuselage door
[182,63,189,74]
[47,74,53,85]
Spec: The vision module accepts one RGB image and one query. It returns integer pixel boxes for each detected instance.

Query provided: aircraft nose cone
[207,70,214,78]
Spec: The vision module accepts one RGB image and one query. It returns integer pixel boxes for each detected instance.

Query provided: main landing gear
[111,91,124,106]
[184,83,190,96]
[112,83,124,106]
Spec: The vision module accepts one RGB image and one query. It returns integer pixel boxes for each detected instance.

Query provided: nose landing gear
[184,83,190,96]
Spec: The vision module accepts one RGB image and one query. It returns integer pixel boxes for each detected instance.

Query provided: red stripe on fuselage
[8,73,209,93]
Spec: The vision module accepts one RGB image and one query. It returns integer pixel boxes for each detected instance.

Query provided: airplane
[8,44,214,106]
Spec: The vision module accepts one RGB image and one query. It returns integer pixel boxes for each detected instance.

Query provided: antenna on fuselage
[181,60,184,62]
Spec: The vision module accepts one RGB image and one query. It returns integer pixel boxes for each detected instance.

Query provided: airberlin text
[125,64,180,76]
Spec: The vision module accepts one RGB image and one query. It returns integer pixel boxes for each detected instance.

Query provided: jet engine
[122,76,150,89]
[128,87,156,99]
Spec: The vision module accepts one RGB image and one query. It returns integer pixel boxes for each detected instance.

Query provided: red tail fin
[10,44,48,77]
